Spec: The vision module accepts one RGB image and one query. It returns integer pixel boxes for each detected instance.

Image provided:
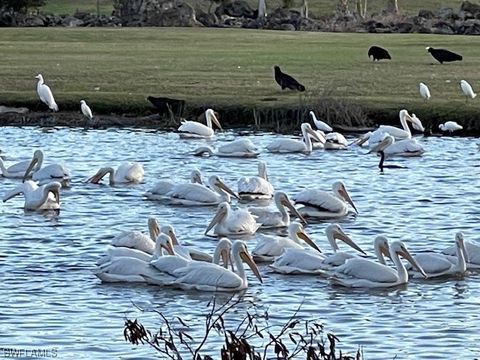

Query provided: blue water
[1,126,479,359]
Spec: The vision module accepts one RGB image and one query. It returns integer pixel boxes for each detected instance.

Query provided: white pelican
[252,222,321,262]
[411,113,425,132]
[144,169,203,200]
[266,123,322,154]
[178,109,222,139]
[3,180,61,211]
[330,240,427,288]
[143,237,233,286]
[170,240,263,292]
[324,132,348,150]
[442,235,480,270]
[193,139,258,158]
[36,74,58,111]
[0,149,43,179]
[439,121,463,133]
[369,134,424,158]
[269,223,365,274]
[87,162,144,185]
[460,80,476,100]
[408,232,468,278]
[237,161,274,200]
[358,109,419,150]
[111,217,160,254]
[80,100,93,120]
[205,202,260,237]
[419,82,431,100]
[292,181,358,219]
[166,175,238,206]
[161,224,213,262]
[309,110,333,132]
[23,151,70,185]
[248,191,306,228]
[95,233,172,283]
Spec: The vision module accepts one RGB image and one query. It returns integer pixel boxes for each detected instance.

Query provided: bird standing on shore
[35,74,58,111]
[367,46,391,61]
[439,121,463,133]
[419,82,431,101]
[460,80,477,100]
[426,47,462,64]
[273,66,305,92]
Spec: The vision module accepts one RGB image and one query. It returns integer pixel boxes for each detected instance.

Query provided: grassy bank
[0,27,479,131]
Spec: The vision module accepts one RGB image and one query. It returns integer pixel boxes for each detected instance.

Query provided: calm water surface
[1,126,479,359]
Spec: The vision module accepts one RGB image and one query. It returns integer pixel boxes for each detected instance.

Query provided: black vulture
[368,46,391,61]
[426,47,463,64]
[273,66,305,92]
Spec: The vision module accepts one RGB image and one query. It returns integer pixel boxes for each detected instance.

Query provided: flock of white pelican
[2,103,477,292]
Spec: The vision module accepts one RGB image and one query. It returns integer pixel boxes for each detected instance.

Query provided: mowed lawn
[0,27,479,115]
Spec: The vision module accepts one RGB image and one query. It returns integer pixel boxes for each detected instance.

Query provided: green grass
[40,0,463,17]
[0,27,479,121]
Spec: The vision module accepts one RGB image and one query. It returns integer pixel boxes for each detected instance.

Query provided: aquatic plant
[124,297,362,359]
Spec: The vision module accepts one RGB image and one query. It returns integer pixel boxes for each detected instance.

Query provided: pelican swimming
[368,134,424,159]
[193,139,258,158]
[169,240,263,292]
[269,223,365,274]
[36,74,58,111]
[248,191,306,228]
[23,151,70,185]
[178,109,222,139]
[330,240,427,288]
[161,224,213,262]
[0,149,43,178]
[439,121,463,133]
[309,110,333,132]
[442,235,480,270]
[266,123,322,154]
[237,161,274,200]
[3,180,61,211]
[205,202,260,237]
[292,181,358,219]
[144,169,203,200]
[408,232,468,278]
[252,222,321,262]
[87,162,144,185]
[166,175,238,206]
[460,79,477,100]
[110,217,160,254]
[324,132,348,150]
[419,82,431,100]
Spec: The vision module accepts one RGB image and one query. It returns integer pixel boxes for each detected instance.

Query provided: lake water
[1,126,479,359]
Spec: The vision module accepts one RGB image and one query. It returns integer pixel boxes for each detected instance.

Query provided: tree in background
[0,0,45,13]
[384,0,398,14]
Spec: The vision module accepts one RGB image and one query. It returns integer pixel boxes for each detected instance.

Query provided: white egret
[439,121,463,133]
[292,181,358,219]
[266,123,322,154]
[170,240,263,292]
[193,139,258,158]
[80,100,93,120]
[178,109,222,139]
[309,110,332,132]
[330,240,427,288]
[248,191,306,228]
[35,74,58,111]
[144,169,203,201]
[419,82,431,100]
[87,162,144,185]
[3,180,61,211]
[205,202,260,237]
[460,80,476,100]
[237,161,274,200]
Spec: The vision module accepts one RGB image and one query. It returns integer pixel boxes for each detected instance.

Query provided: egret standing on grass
[439,121,463,133]
[35,74,58,111]
[80,100,93,121]
[460,80,477,101]
[419,82,431,101]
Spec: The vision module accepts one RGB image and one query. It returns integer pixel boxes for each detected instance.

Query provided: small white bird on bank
[460,80,477,100]
[419,82,431,101]
[439,121,463,133]
[36,74,58,111]
[80,100,93,120]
